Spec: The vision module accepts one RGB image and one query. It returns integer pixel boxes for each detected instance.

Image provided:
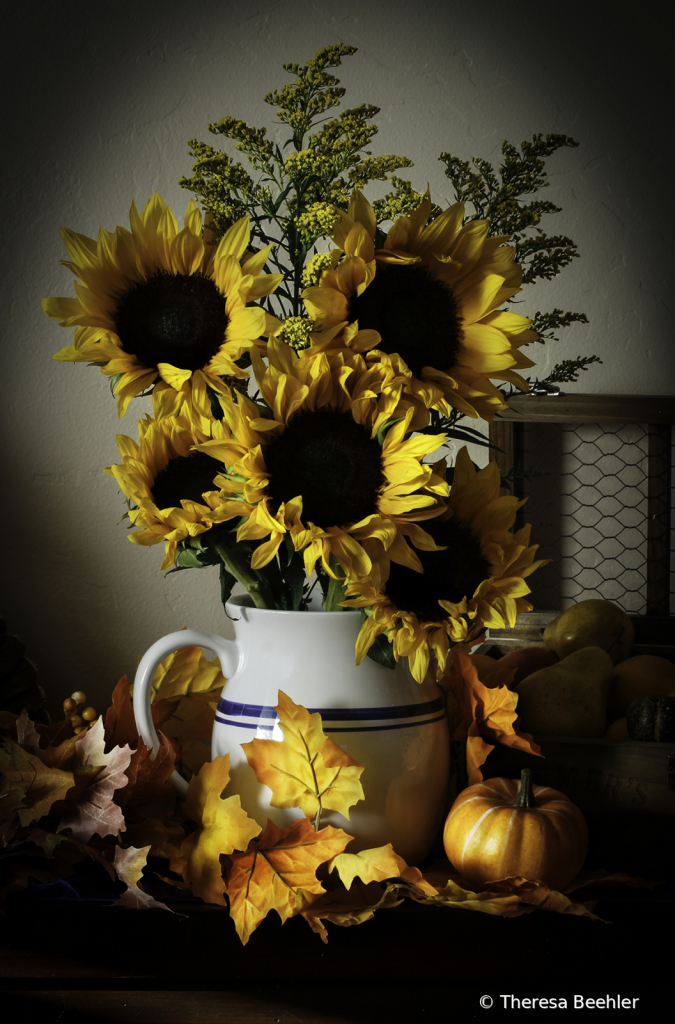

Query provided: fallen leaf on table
[226,817,351,945]
[241,691,364,825]
[180,755,261,907]
[482,876,607,921]
[564,869,664,893]
[300,879,403,943]
[328,843,407,890]
[399,875,528,917]
[56,718,131,843]
[113,844,173,911]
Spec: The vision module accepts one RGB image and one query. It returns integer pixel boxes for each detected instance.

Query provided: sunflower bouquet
[43,44,590,684]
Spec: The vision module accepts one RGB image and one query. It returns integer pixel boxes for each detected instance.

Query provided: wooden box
[479,612,675,874]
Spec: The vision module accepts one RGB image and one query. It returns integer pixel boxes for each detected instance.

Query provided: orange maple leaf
[443,651,541,784]
[226,817,352,945]
[241,691,364,827]
[117,733,177,820]
[104,675,139,751]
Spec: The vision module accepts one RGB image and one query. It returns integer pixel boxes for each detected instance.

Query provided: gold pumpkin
[443,769,588,892]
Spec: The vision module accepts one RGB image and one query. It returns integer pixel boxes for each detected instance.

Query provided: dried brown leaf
[56,719,131,842]
[117,734,177,820]
[113,844,173,911]
[0,737,75,827]
[15,711,41,755]
[104,675,139,751]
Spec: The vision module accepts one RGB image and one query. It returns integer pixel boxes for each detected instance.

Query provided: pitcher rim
[225,593,361,616]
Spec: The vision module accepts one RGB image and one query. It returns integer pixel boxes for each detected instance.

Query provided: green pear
[516,646,614,738]
[543,599,634,665]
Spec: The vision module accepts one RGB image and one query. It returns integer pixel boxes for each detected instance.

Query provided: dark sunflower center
[264,409,385,528]
[151,451,222,510]
[114,272,228,371]
[348,263,463,375]
[385,518,491,623]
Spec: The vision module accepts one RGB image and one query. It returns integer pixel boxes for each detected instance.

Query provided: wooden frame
[488,395,675,616]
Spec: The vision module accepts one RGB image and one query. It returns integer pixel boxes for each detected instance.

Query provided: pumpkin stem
[514,768,536,809]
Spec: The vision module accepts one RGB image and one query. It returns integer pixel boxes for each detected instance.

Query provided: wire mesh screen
[514,421,674,615]
[520,422,645,610]
[514,419,671,610]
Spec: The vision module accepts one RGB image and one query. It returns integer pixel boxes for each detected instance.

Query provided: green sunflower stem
[322,555,348,612]
[211,539,276,610]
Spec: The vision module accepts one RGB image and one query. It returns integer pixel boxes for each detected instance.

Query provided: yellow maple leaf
[483,876,607,921]
[407,876,529,916]
[443,651,542,784]
[328,843,408,890]
[241,691,364,827]
[226,817,351,945]
[181,755,262,907]
[300,880,403,943]
[151,639,226,701]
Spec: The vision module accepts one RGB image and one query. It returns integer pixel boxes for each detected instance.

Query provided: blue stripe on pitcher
[215,695,446,733]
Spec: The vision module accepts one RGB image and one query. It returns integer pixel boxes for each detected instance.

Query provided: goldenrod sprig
[180,44,414,316]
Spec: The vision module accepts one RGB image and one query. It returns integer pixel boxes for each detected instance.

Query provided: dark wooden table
[1,873,672,1023]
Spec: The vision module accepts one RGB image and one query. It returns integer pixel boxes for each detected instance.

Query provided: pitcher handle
[132,629,240,799]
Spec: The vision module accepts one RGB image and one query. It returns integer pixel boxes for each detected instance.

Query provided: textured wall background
[1,0,673,715]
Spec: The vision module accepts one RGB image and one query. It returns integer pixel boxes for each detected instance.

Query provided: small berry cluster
[62,691,98,736]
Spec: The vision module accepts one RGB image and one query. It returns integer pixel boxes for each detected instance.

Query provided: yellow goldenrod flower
[44,194,282,417]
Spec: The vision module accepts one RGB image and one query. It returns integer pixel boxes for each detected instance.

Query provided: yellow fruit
[515,646,613,738]
[543,600,634,665]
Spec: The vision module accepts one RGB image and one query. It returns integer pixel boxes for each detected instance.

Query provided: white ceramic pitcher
[132,594,450,864]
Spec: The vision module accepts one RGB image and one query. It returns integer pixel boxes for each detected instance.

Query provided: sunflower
[343,447,548,683]
[192,337,449,583]
[44,194,282,417]
[302,189,537,422]
[104,404,234,570]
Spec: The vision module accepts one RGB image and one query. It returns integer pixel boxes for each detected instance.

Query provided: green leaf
[219,562,237,607]
[361,612,396,670]
[108,372,124,395]
[376,417,404,447]
[280,547,306,611]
